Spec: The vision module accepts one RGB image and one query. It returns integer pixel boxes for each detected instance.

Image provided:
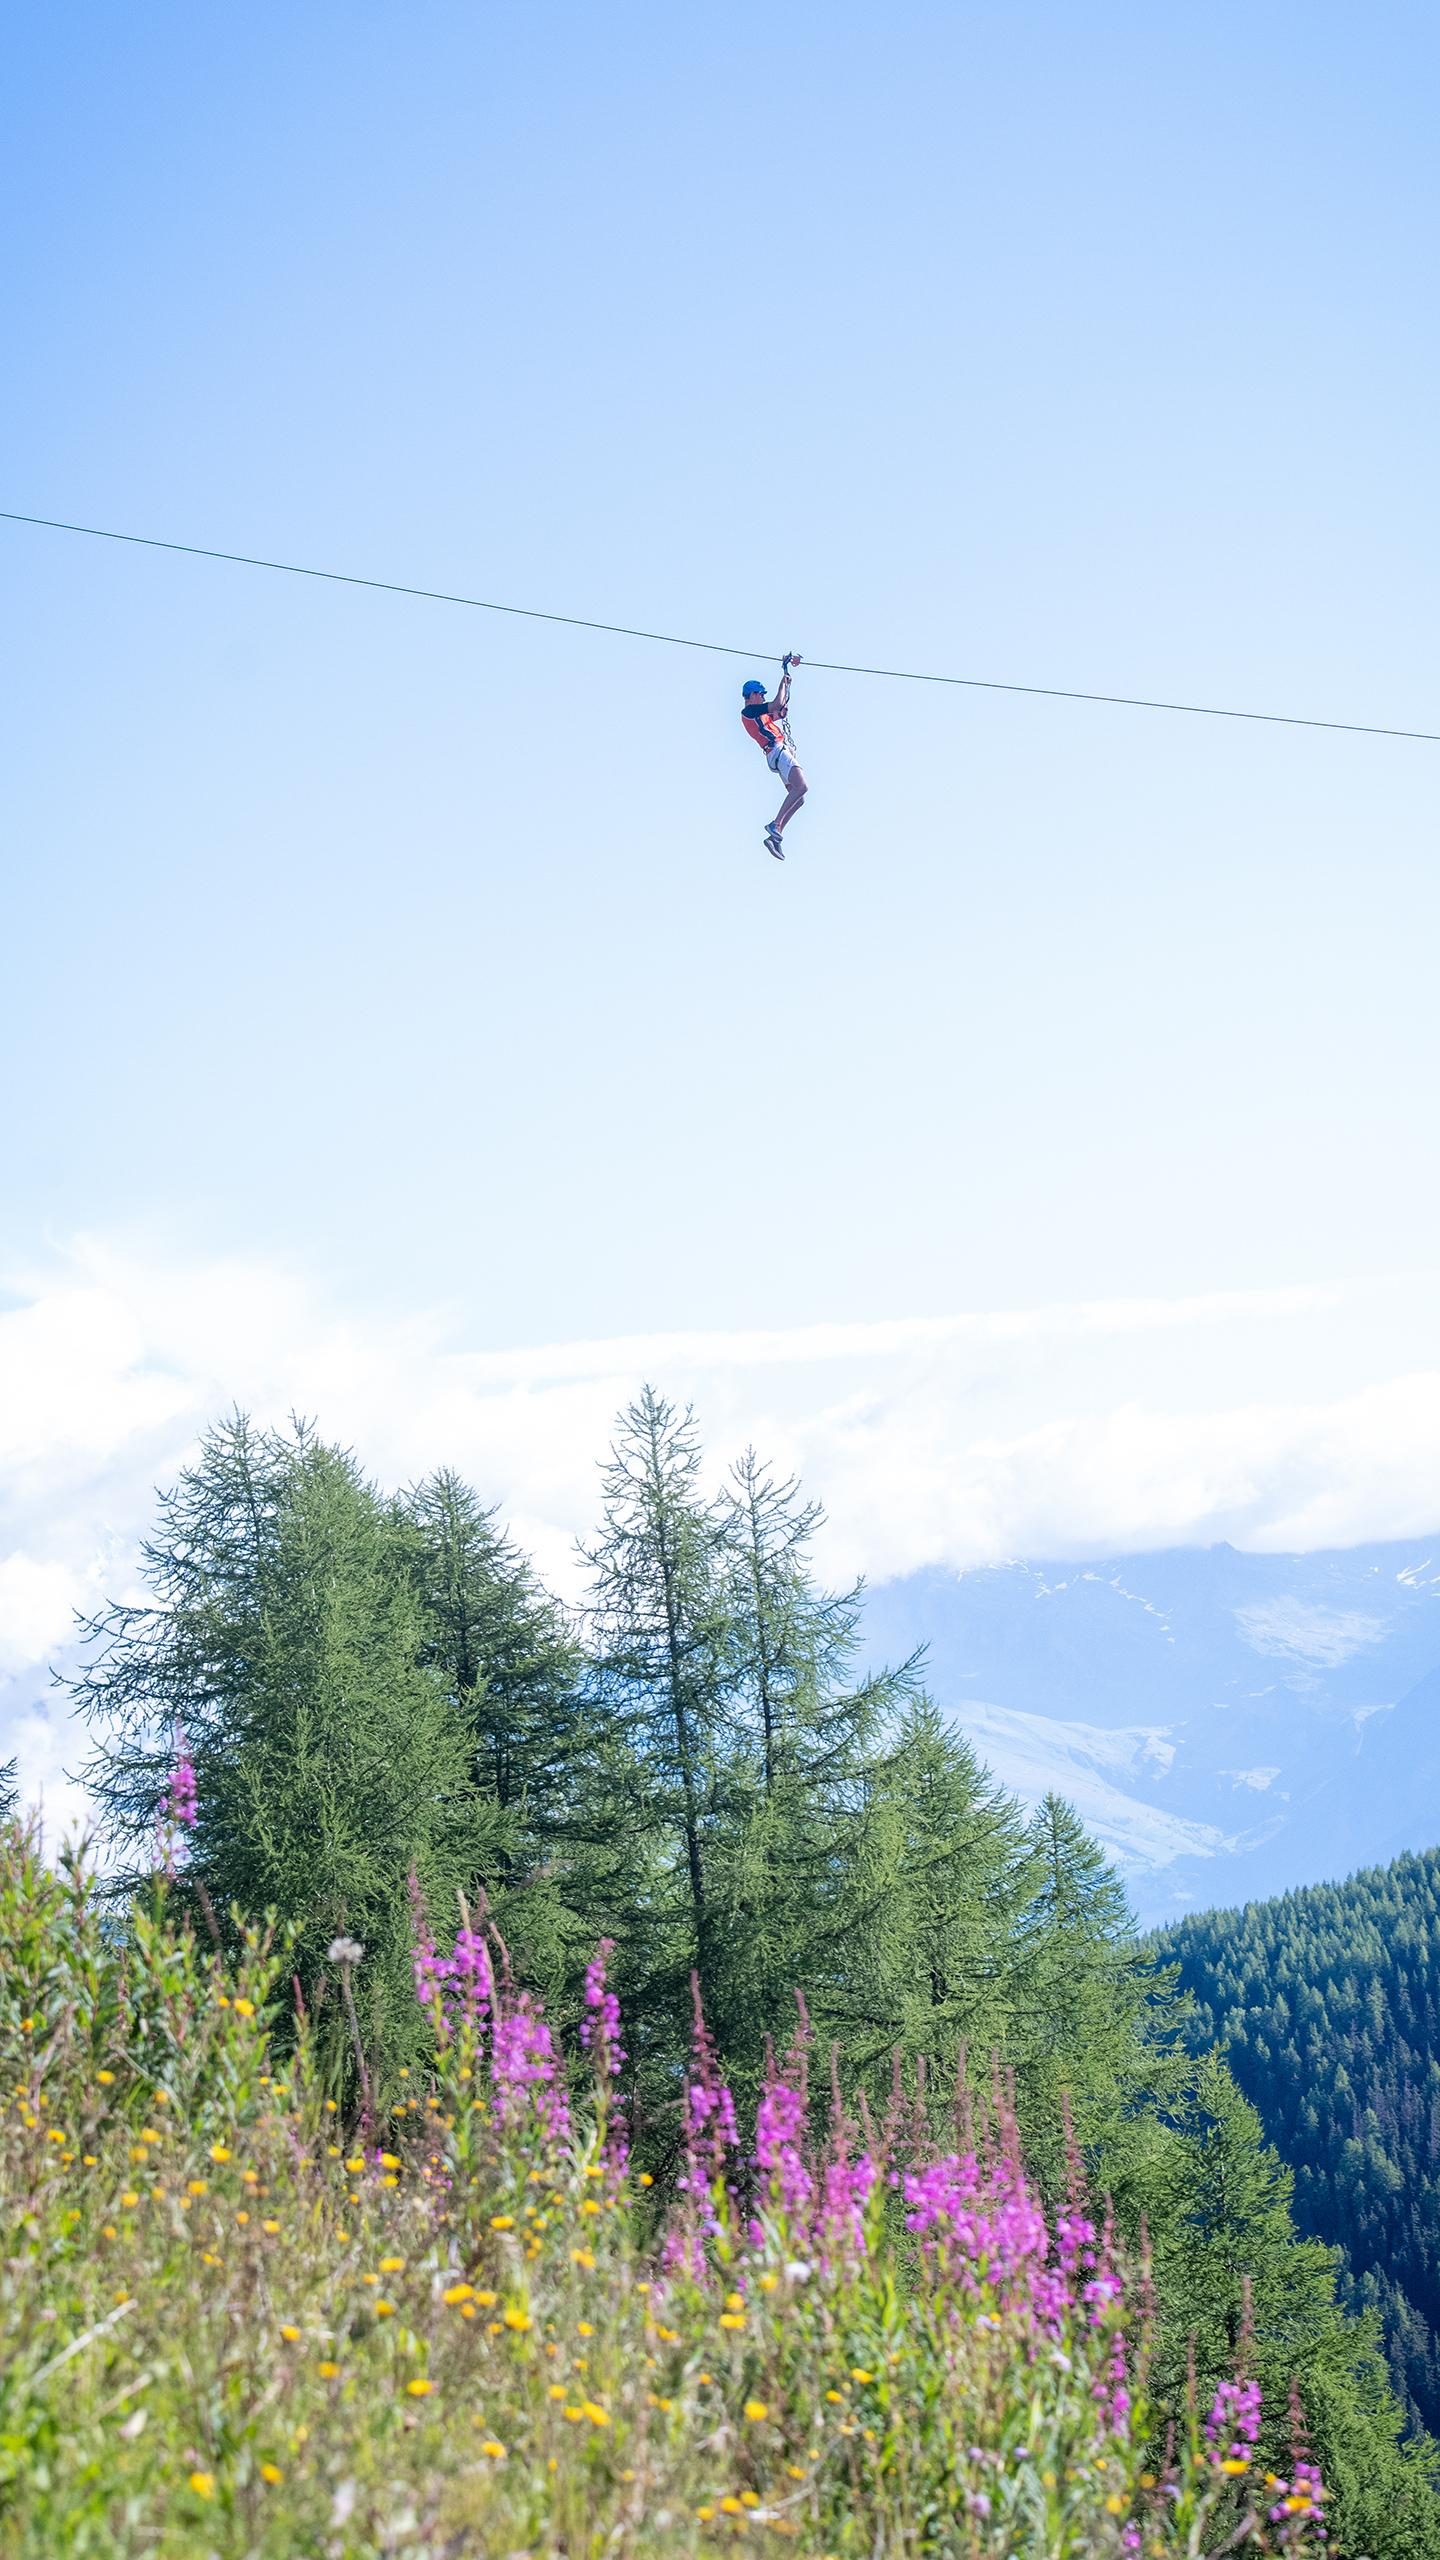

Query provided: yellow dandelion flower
[375,2300,396,2317]
[577,2320,594,2337]
[1105,2494,1127,2515]
[460,2301,476,2317]
[406,2377,433,2397]
[490,2214,515,2230]
[583,2401,609,2426]
[741,2492,760,2509]
[719,2312,745,2331]
[549,2383,567,2400]
[187,2180,208,2198]
[345,2154,365,2172]
[102,2223,117,2239]
[236,2211,249,2225]
[721,2495,745,2514]
[262,2219,280,2235]
[121,2191,139,2207]
[378,2255,404,2272]
[379,2152,400,2169]
[825,2389,843,2404]
[475,2288,498,2306]
[851,2367,874,2384]
[210,2144,230,2163]
[759,2273,778,2292]
[188,2470,216,2498]
[698,2506,716,2522]
[96,2068,115,2084]
[202,2250,220,2265]
[563,2405,585,2422]
[443,2283,474,2305]
[1221,2458,1250,2476]
[579,2196,601,2214]
[383,2174,398,2188]
[318,2361,339,2379]
[260,2462,282,2484]
[233,1999,255,2018]
[572,2248,596,2269]
[83,2154,98,2167]
[786,2466,807,2481]
[502,2304,532,2331]
[745,2400,769,2422]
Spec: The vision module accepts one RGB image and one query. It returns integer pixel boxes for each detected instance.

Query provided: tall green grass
[0,1827,1327,2557]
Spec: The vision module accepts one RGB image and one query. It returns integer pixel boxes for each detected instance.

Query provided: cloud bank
[4,1237,1438,1831]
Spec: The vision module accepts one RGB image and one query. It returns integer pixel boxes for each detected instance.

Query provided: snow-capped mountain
[860,1541,1440,1923]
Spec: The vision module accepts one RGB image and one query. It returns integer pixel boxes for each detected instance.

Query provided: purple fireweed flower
[1269,2460,1328,2544]
[755,2077,814,2222]
[491,1997,569,2143]
[818,2150,876,2258]
[167,1734,198,1830]
[451,1923,494,2032]
[689,2077,740,2151]
[902,2153,1050,2299]
[1101,2326,1132,2433]
[1207,2376,1262,2465]
[580,1939,625,2076]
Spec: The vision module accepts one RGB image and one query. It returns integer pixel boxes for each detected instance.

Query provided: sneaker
[764,826,785,861]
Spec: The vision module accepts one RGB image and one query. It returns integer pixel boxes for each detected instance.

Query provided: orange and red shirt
[742,701,784,754]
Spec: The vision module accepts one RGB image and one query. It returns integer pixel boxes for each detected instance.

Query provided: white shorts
[766,742,798,787]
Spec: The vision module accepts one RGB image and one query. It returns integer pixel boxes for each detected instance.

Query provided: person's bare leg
[773,766,808,834]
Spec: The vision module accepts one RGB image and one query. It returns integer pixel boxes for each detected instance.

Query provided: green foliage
[824,1700,1030,2081]
[58,1395,1440,2554]
[1157,1848,1440,2437]
[0,1823,1332,2560]
[74,1417,490,2076]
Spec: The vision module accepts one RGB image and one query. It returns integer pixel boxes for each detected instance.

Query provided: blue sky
[4,3,1440,1810]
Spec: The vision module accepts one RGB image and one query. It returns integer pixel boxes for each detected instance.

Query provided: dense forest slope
[1157,1846,1440,2434]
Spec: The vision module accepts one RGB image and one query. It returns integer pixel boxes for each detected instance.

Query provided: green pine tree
[581,1388,737,2064]
[704,1448,921,2084]
[825,1699,1032,2091]
[75,1416,491,2082]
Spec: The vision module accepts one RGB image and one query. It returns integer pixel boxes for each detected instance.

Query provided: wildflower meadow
[0,1823,1332,2559]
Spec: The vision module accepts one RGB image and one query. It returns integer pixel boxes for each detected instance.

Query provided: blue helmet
[742,679,766,698]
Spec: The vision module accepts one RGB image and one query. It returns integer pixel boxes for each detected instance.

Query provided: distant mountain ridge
[860,1538,1440,1922]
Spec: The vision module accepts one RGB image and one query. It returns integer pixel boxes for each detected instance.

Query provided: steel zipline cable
[3,505,1437,746]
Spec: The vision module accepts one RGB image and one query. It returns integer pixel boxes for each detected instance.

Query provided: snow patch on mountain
[947,1701,1236,1878]
[1234,1599,1387,1668]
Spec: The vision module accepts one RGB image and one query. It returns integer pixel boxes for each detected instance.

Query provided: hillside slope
[1156,1846,1440,2434]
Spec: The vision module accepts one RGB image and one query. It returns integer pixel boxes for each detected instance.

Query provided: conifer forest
[2,1398,1436,2556]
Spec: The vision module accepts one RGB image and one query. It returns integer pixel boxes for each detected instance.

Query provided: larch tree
[75,1416,489,2081]
[581,1388,738,2065]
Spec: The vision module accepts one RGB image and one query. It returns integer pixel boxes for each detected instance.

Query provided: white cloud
[3,1236,1439,1831]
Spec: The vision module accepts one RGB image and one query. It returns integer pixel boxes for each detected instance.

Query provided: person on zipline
[741,654,807,859]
